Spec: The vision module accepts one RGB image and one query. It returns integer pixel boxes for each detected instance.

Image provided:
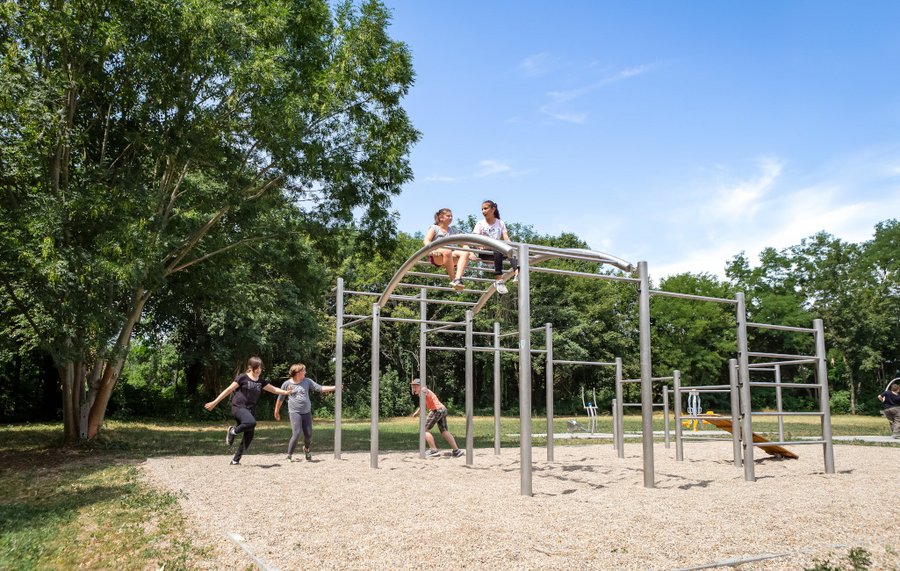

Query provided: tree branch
[165,236,270,276]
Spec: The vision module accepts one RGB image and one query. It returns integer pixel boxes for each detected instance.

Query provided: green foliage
[0,0,419,435]
[803,547,872,571]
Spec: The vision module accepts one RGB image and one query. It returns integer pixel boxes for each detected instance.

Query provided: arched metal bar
[377,234,516,308]
[470,250,635,314]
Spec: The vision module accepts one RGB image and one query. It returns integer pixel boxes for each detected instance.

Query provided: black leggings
[288,411,314,455]
[478,251,519,278]
[231,406,257,463]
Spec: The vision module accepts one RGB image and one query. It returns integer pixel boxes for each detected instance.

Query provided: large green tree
[0,0,418,441]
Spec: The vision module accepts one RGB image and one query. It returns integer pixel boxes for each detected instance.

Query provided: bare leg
[452,251,469,281]
[440,429,459,450]
[424,431,438,449]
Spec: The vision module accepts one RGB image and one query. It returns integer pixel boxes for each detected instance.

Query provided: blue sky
[381,1,900,280]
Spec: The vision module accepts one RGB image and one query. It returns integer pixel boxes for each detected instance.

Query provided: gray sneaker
[450,278,464,292]
[451,449,464,458]
[226,426,236,446]
[426,448,441,458]
[495,280,508,295]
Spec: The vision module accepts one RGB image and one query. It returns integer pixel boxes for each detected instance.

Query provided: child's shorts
[425,407,449,432]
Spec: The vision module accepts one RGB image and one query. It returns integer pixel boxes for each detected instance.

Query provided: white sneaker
[511,272,519,284]
[495,280,508,295]
[426,449,441,458]
[450,278,464,292]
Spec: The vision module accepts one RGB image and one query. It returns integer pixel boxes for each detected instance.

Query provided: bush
[829,390,851,415]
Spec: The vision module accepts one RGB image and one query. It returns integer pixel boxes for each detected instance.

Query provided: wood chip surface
[142,441,900,570]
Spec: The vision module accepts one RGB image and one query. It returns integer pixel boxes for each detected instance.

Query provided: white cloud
[708,156,783,220]
[423,175,458,183]
[518,53,557,77]
[538,106,586,124]
[475,159,512,177]
[540,63,655,123]
[422,159,531,184]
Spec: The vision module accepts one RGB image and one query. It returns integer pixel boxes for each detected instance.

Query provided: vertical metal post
[615,357,624,458]
[334,278,344,460]
[611,398,618,451]
[736,293,754,482]
[465,310,474,465]
[370,303,381,469]
[663,384,670,449]
[493,321,501,455]
[545,323,554,462]
[638,261,655,488]
[418,288,428,458]
[673,370,683,461]
[814,318,835,474]
[728,359,742,468]
[517,243,533,496]
[775,364,784,442]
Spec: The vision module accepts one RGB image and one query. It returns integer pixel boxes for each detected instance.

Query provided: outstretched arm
[205,382,239,411]
[264,384,292,396]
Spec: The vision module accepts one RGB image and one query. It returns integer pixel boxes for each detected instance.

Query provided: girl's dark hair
[247,356,263,372]
[482,200,500,219]
[433,208,451,224]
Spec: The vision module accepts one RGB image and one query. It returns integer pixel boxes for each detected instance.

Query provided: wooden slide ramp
[701,417,799,459]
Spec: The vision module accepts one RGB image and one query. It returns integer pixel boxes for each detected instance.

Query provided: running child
[410,378,463,458]
[274,363,338,461]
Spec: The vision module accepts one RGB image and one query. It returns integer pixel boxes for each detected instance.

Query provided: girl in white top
[471,200,518,295]
[423,208,469,291]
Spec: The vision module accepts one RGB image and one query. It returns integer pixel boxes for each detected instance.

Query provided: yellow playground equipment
[682,389,714,432]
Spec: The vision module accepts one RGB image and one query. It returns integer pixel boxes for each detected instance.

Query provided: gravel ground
[142,441,900,570]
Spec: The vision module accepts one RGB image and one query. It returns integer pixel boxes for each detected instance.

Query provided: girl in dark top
[204,356,292,465]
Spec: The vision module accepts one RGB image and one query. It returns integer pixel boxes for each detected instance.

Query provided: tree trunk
[85,287,151,440]
[59,362,79,443]
[843,354,856,415]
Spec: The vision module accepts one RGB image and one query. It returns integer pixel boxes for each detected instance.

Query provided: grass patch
[0,456,212,570]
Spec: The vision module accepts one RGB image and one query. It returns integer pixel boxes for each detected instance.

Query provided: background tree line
[3,215,898,428]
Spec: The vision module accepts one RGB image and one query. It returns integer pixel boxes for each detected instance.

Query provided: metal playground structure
[331,234,836,496]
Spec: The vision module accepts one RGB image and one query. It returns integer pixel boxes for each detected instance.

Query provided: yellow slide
[701,416,799,459]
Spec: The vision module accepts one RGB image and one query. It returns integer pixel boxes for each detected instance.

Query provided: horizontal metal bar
[748,351,816,360]
[552,359,617,367]
[622,376,673,383]
[649,290,738,305]
[425,346,466,352]
[429,329,495,336]
[530,266,641,284]
[406,271,495,284]
[749,359,818,367]
[748,381,823,389]
[751,440,825,447]
[471,347,547,354]
[746,322,815,333]
[346,314,463,326]
[750,411,824,417]
[425,324,464,334]
[343,290,381,297]
[678,385,732,392]
[396,282,487,294]
[386,295,476,307]
[341,315,372,328]
[498,331,520,338]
